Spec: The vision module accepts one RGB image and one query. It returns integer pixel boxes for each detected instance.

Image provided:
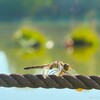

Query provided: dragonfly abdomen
[24,66,43,70]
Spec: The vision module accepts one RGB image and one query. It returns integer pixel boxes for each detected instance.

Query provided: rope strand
[0,74,100,89]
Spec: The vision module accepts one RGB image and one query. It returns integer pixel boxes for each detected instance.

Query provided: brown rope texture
[0,74,100,89]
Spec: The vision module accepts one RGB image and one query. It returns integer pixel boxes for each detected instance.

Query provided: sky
[0,51,100,100]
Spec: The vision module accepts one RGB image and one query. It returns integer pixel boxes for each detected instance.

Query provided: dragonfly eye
[63,64,70,71]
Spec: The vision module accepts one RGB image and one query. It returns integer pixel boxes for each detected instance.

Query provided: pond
[0,21,100,100]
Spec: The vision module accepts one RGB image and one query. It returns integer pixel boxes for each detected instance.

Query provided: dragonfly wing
[67,68,78,75]
[43,65,51,78]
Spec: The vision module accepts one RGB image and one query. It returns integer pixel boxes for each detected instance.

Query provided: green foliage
[0,0,100,20]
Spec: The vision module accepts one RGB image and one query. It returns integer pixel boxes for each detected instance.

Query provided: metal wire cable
[0,74,100,89]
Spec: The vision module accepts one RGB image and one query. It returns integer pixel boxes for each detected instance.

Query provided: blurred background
[0,0,100,100]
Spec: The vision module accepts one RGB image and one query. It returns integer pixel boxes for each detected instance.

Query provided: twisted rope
[0,74,100,89]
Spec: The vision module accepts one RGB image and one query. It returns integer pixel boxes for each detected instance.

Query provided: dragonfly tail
[24,66,43,70]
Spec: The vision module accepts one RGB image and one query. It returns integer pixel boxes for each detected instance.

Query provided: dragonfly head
[63,63,70,71]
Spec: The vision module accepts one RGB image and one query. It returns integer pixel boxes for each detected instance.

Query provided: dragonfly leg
[58,70,64,76]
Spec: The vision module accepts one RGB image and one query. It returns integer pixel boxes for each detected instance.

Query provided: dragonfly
[24,61,82,91]
[24,61,77,78]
